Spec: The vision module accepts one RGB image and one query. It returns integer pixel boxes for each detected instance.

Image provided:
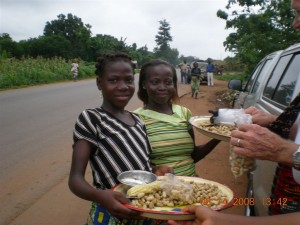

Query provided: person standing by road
[71,58,79,81]
[206,59,215,86]
[179,60,188,84]
[190,62,201,99]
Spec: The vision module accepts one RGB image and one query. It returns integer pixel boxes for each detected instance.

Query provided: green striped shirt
[134,104,196,176]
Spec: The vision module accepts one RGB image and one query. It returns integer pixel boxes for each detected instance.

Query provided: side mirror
[228,79,243,91]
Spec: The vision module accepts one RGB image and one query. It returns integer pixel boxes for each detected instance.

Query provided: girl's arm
[188,128,220,163]
[68,140,140,219]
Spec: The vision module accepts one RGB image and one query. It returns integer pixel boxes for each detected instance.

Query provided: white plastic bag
[219,109,256,178]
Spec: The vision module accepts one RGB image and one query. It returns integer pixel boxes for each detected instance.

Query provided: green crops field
[0,57,245,91]
[0,57,95,90]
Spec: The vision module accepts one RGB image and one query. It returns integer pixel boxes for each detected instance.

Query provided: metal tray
[189,115,233,142]
[113,176,234,220]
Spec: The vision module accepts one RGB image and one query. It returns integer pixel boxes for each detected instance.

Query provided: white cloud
[0,0,235,60]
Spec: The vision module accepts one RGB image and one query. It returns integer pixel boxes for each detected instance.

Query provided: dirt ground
[178,79,248,216]
[7,79,248,225]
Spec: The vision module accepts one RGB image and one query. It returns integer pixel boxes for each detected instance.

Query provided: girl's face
[143,64,175,105]
[97,61,135,110]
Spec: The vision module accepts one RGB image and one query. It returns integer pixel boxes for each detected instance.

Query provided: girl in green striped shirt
[135,60,220,176]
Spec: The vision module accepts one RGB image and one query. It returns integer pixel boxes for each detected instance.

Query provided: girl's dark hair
[95,52,133,77]
[138,59,179,105]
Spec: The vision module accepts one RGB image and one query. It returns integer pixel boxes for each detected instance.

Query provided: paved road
[0,79,145,225]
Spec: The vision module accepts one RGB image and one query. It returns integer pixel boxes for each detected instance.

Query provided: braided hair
[137,59,179,105]
[95,52,133,78]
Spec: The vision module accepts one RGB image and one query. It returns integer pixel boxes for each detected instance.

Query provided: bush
[0,57,95,90]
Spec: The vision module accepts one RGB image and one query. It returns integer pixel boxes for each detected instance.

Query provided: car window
[252,58,273,94]
[244,62,263,92]
[263,53,299,107]
[263,55,292,99]
[273,53,300,105]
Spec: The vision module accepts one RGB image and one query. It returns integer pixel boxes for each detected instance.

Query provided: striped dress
[73,107,154,225]
[134,104,196,176]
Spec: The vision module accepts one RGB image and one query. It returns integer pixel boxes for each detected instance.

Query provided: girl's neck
[101,104,135,126]
[144,102,173,115]
[101,103,125,115]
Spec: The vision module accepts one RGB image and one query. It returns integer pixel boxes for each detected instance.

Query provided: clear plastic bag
[222,109,255,178]
[229,147,255,178]
[160,173,194,204]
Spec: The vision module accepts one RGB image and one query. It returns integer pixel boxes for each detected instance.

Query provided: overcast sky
[1,0,235,60]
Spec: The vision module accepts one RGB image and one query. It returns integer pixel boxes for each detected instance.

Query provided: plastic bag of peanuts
[229,111,255,178]
[160,173,194,203]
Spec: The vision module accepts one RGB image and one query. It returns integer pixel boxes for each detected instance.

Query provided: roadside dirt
[178,80,248,216]
[8,79,248,225]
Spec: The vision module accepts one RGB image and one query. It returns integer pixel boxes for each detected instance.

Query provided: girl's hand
[153,165,173,176]
[98,190,142,219]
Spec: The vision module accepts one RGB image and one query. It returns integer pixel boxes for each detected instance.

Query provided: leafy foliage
[0,57,95,90]
[218,0,299,73]
[154,19,179,65]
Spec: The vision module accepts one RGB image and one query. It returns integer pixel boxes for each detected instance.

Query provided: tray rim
[112,176,235,220]
[189,115,232,142]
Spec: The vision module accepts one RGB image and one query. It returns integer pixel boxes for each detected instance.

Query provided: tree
[155,19,173,49]
[217,0,299,73]
[44,13,92,60]
[24,35,71,58]
[0,33,24,58]
[89,35,130,61]
[154,19,178,65]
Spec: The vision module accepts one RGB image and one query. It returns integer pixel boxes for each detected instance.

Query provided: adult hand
[153,165,173,176]
[98,190,142,219]
[244,106,276,127]
[230,124,295,165]
[168,206,217,225]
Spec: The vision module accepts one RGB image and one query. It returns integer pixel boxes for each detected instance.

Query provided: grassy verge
[0,57,95,90]
[0,57,248,91]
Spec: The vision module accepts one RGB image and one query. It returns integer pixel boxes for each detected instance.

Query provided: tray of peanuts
[112,174,234,220]
[189,116,237,142]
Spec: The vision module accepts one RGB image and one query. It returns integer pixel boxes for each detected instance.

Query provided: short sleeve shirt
[73,108,152,189]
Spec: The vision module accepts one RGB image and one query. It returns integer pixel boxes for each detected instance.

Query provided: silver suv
[228,42,300,216]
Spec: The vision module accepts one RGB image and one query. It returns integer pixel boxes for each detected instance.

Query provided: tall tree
[217,0,298,73]
[154,19,178,64]
[0,33,24,58]
[154,19,173,51]
[44,13,92,60]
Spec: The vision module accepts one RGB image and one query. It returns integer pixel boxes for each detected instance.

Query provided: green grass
[0,57,95,90]
[0,57,248,91]
[215,72,248,83]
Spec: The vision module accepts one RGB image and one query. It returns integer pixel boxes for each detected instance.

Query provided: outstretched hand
[168,206,218,225]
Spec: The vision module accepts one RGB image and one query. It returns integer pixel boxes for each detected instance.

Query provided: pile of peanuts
[131,180,229,209]
[196,121,236,136]
[229,146,255,178]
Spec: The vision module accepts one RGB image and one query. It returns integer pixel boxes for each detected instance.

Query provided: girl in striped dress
[69,53,171,225]
[135,60,220,177]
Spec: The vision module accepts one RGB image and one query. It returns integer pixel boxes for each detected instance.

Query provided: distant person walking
[206,60,215,86]
[179,60,188,84]
[71,59,79,81]
[190,62,201,99]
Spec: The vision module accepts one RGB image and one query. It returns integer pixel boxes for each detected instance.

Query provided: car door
[252,45,300,216]
[233,51,282,109]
